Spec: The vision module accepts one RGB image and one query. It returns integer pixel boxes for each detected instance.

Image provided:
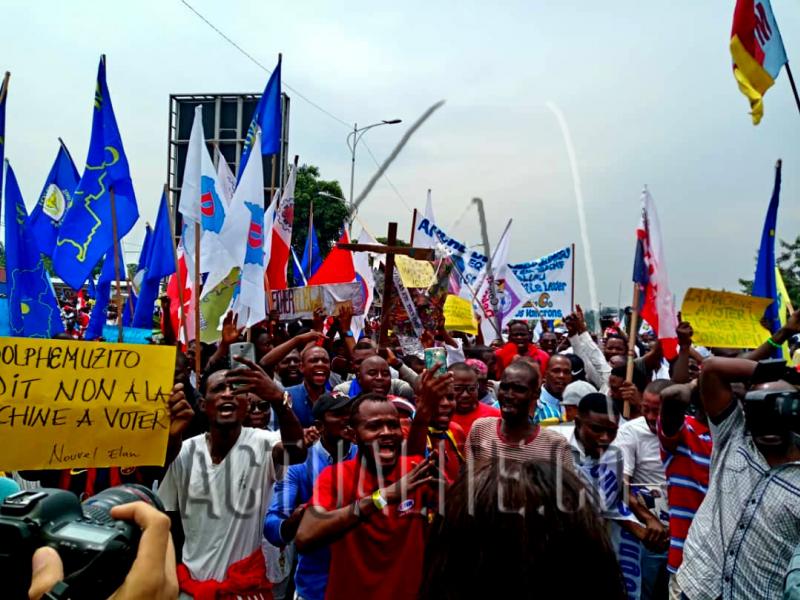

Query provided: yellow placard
[680,288,773,349]
[444,294,478,334]
[0,338,176,470]
[395,255,435,288]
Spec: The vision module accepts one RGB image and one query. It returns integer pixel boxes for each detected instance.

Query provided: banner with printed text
[509,245,574,321]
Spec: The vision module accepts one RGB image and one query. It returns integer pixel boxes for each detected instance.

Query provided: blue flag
[53,55,139,290]
[122,226,152,327]
[85,242,123,340]
[3,160,64,338]
[86,274,97,299]
[752,161,782,354]
[0,73,8,209]
[238,56,281,182]
[133,193,176,328]
[28,143,81,257]
[301,216,323,280]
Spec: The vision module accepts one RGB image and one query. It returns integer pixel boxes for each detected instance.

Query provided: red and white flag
[633,188,678,359]
[266,164,296,289]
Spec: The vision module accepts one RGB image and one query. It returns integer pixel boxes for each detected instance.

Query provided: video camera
[0,484,164,600]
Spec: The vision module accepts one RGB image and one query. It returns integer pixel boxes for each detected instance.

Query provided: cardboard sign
[681,288,773,348]
[395,255,435,288]
[0,337,176,470]
[444,294,478,334]
[271,283,365,321]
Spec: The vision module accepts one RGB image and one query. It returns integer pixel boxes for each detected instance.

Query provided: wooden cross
[338,222,434,347]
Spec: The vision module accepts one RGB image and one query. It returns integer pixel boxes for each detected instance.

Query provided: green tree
[291,164,350,261]
[739,235,800,307]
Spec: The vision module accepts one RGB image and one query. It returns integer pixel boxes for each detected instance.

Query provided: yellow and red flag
[730,0,787,124]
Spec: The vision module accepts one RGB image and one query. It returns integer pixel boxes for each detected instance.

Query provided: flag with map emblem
[53,55,139,289]
[28,141,80,257]
[4,160,64,338]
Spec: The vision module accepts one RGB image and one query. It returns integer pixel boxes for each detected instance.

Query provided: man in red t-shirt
[296,393,440,600]
[449,362,499,435]
[494,321,549,378]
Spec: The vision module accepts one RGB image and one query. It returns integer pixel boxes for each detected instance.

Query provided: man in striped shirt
[658,382,711,600]
[465,361,573,469]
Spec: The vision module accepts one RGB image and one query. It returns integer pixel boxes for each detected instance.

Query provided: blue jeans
[640,546,668,600]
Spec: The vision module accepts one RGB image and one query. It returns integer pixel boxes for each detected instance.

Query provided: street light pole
[346,119,402,212]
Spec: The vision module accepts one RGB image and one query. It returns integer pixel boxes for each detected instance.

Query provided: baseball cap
[312,391,354,420]
[562,380,598,407]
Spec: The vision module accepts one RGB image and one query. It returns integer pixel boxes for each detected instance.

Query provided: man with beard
[466,361,573,468]
[158,357,306,599]
[296,394,440,599]
[286,346,332,427]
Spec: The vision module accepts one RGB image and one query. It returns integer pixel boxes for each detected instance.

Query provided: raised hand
[676,321,694,348]
[312,307,326,332]
[220,311,245,347]
[226,356,283,405]
[167,383,194,439]
[379,452,442,504]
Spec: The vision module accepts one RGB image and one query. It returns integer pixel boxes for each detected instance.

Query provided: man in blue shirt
[265,391,356,600]
[286,345,332,427]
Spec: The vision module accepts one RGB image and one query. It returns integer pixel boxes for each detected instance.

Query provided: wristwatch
[344,330,354,338]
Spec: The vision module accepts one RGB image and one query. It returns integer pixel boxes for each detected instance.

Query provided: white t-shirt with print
[158,427,281,582]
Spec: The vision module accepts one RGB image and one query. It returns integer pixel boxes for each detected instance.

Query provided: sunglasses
[250,401,271,413]
[499,382,529,394]
[453,385,478,394]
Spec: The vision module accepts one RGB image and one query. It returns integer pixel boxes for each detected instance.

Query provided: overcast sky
[2,0,798,312]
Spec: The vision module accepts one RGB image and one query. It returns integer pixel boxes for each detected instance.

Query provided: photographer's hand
[28,502,178,600]
[107,502,178,600]
[28,547,63,600]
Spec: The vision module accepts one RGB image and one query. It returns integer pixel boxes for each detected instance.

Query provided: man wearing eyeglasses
[448,362,499,436]
[465,361,573,468]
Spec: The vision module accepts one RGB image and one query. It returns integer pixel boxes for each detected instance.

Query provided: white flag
[178,106,228,281]
[215,147,236,206]
[350,229,380,339]
[202,130,263,298]
[415,189,437,249]
[474,221,512,342]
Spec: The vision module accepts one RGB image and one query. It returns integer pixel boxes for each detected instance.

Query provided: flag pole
[571,243,576,311]
[164,184,191,345]
[624,282,640,419]
[193,221,201,376]
[409,208,418,246]
[0,72,9,104]
[784,63,800,117]
[109,186,124,343]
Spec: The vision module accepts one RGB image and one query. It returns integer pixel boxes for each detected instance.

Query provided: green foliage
[740,235,800,308]
[291,164,350,259]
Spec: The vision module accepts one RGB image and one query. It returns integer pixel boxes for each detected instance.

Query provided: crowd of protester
[13,295,800,600]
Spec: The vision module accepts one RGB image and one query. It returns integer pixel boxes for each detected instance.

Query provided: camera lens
[82,484,165,524]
